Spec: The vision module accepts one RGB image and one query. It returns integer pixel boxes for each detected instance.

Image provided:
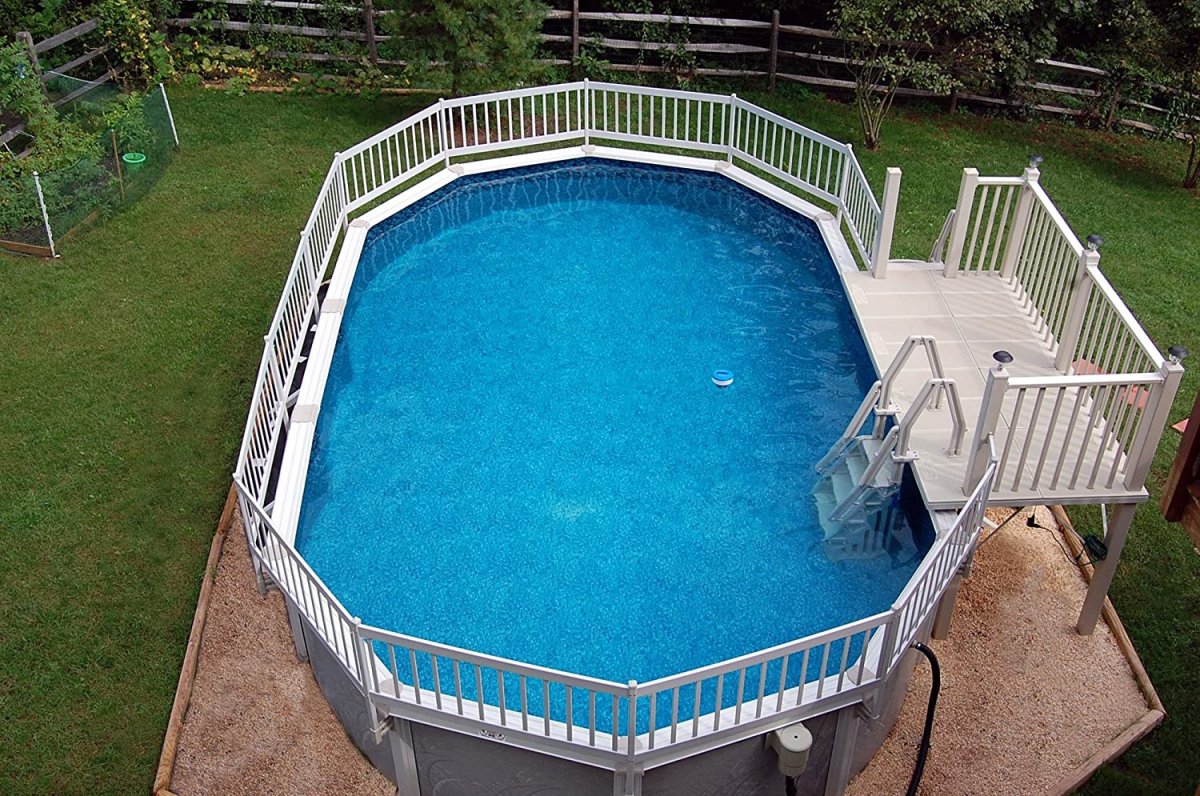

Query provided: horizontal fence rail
[229,82,976,772]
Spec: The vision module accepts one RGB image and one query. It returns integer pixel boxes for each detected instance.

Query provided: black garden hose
[784,775,797,796]
[906,642,941,796]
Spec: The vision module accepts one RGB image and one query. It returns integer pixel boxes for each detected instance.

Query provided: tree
[381,0,548,96]
[1147,0,1200,187]
[832,0,1032,149]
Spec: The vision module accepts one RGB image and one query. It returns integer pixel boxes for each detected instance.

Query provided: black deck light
[1168,345,1189,365]
[1086,234,1104,251]
[1028,153,1045,169]
[992,350,1014,369]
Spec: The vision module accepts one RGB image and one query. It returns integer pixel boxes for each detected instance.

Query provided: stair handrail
[829,426,901,522]
[929,208,956,263]
[816,380,882,473]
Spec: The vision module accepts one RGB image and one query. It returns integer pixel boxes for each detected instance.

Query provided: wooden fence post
[363,0,378,67]
[768,11,780,93]
[571,0,580,61]
[16,31,48,99]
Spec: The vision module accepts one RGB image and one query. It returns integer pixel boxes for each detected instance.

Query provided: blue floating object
[711,369,735,388]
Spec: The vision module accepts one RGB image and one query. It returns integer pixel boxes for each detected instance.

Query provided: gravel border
[162,505,1158,795]
[846,506,1155,796]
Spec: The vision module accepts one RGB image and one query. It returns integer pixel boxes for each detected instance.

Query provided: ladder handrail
[877,335,948,419]
[894,377,968,461]
[816,380,882,473]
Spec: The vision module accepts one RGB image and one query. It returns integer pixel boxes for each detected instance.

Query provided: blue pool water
[296,160,920,726]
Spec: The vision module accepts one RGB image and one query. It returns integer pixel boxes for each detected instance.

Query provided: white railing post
[159,82,180,147]
[583,79,591,147]
[726,94,739,163]
[1053,243,1099,372]
[1123,356,1185,490]
[32,171,56,258]
[963,351,1011,493]
[836,146,851,225]
[625,680,638,762]
[998,159,1041,279]
[871,166,901,278]
[438,98,451,167]
[942,167,979,278]
[335,152,350,232]
[878,610,900,676]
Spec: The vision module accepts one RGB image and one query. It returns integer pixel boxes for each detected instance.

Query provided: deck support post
[1076,502,1137,635]
[999,163,1040,280]
[870,167,901,278]
[931,574,962,639]
[825,705,861,796]
[942,167,978,277]
[387,717,421,796]
[285,597,310,661]
[963,354,1010,494]
[1053,246,1099,372]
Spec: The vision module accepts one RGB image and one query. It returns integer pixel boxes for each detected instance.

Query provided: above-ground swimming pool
[295,160,923,695]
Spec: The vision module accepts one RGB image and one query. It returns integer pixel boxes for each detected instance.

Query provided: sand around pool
[168,514,392,796]
[847,506,1152,795]
[168,506,1153,796]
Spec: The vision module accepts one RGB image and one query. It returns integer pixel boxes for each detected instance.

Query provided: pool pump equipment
[767,722,812,795]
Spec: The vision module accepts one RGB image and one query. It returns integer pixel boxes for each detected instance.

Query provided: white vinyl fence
[232,81,977,773]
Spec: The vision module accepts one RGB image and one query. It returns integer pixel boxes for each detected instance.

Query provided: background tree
[833,0,1033,149]
[381,0,547,96]
[1145,0,1200,187]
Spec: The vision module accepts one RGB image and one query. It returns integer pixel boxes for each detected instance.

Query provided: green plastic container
[122,152,146,173]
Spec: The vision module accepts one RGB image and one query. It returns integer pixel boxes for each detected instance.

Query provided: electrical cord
[906,642,941,796]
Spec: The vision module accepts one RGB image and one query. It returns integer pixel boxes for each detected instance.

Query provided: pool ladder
[813,336,967,560]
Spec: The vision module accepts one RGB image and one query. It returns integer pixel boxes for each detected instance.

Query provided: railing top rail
[844,153,881,214]
[1029,182,1084,258]
[588,80,736,105]
[730,95,849,152]
[358,623,629,694]
[638,611,892,692]
[1084,264,1167,369]
[1009,372,1162,388]
[237,480,360,620]
[441,81,587,109]
[976,176,1025,187]
[342,103,442,157]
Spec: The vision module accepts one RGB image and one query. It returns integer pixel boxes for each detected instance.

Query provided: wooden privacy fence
[160,0,1187,136]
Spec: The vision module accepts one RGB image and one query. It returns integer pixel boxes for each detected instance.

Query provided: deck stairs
[813,336,968,560]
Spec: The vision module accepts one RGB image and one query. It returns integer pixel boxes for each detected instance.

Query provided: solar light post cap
[992,350,1014,370]
[1028,153,1044,168]
[1086,234,1104,251]
[1168,345,1189,364]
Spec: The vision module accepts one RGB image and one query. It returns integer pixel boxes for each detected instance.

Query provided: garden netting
[0,84,177,257]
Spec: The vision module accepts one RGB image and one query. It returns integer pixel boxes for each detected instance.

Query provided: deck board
[839,263,1146,509]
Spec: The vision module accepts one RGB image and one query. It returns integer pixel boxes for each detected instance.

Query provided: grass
[0,83,1196,794]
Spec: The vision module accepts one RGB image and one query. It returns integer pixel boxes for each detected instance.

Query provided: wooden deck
[840,262,1148,510]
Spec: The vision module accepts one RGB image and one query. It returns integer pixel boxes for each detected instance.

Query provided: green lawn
[0,84,1195,795]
